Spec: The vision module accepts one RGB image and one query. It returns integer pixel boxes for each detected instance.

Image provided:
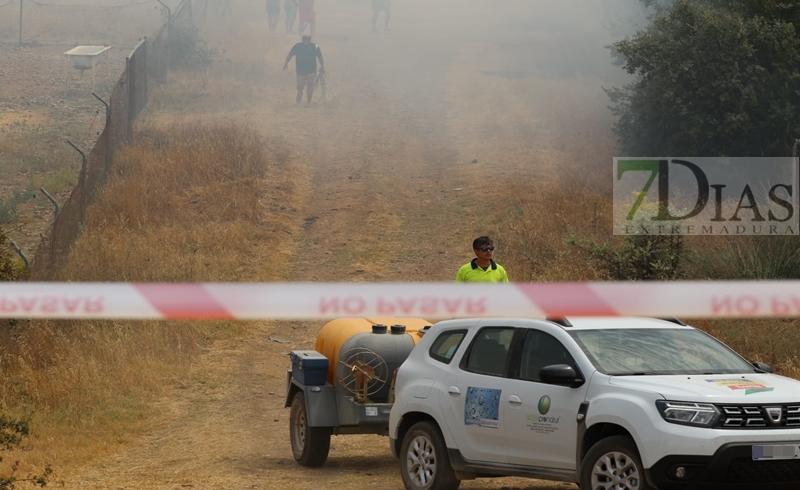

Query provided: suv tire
[289,391,331,467]
[580,435,651,490]
[399,421,460,490]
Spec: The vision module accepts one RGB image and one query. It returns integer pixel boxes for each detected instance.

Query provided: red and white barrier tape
[0,282,798,320]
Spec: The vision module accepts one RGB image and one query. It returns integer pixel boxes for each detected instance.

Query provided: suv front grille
[727,458,800,483]
[717,404,800,429]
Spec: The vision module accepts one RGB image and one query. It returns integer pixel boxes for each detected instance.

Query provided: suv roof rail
[658,317,687,326]
[546,317,573,328]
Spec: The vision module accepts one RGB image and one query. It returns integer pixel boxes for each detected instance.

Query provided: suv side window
[463,327,515,377]
[429,330,467,364]
[518,330,576,382]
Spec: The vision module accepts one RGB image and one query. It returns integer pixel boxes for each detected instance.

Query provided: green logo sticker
[538,395,551,415]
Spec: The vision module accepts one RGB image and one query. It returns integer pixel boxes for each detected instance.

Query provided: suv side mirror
[539,364,584,388]
[752,361,773,373]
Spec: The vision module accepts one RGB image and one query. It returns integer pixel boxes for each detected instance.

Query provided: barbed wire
[0,0,16,8]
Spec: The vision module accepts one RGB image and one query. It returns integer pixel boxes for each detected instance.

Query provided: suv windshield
[569,328,757,375]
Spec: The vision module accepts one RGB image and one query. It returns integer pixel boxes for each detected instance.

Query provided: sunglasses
[479,246,495,252]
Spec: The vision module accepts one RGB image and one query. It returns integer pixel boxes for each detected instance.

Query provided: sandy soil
[29,1,623,488]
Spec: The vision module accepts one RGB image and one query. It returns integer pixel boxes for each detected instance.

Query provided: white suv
[388,317,800,490]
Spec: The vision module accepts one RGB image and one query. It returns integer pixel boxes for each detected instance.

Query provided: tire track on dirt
[286,33,472,284]
[254,10,571,489]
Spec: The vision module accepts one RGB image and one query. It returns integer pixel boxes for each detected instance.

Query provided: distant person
[196,0,208,21]
[372,0,391,32]
[283,34,325,105]
[455,236,509,283]
[298,0,316,39]
[285,0,298,34]
[266,0,281,33]
[214,0,231,18]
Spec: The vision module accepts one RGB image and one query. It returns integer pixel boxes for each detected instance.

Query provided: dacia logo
[766,407,783,425]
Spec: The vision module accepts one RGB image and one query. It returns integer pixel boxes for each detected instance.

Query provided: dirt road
[68,1,620,488]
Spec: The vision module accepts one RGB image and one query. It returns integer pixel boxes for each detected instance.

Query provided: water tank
[315,317,430,384]
[334,323,417,403]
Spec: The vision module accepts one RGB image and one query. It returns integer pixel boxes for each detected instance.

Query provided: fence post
[9,241,30,273]
[157,0,172,82]
[143,36,149,102]
[126,54,132,141]
[92,92,112,176]
[18,0,23,46]
[157,0,172,25]
[67,140,87,223]
[39,188,60,222]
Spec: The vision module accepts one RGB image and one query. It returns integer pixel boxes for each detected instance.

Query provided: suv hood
[609,374,800,403]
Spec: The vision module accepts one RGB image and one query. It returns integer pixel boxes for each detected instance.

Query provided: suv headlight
[656,401,720,427]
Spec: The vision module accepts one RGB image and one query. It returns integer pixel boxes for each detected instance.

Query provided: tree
[609,0,800,157]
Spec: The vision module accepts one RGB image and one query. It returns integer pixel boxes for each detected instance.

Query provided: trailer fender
[285,373,339,427]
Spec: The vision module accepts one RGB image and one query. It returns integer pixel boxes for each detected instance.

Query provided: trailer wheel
[289,391,331,467]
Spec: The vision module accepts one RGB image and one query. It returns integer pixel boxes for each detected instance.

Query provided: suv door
[438,326,514,464]
[503,328,589,470]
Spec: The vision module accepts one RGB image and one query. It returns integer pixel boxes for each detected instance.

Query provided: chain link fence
[32,0,193,279]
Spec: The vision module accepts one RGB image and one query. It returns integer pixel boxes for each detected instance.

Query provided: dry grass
[478,74,615,282]
[0,120,307,471]
[0,318,227,467]
[692,318,800,380]
[489,183,609,282]
[59,119,303,281]
[149,11,284,115]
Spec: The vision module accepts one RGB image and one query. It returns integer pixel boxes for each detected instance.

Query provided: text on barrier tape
[2,282,800,319]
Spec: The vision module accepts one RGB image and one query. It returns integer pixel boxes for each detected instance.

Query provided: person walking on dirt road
[285,0,298,34]
[266,0,281,33]
[455,236,509,283]
[372,0,391,32]
[298,0,316,39]
[283,34,325,104]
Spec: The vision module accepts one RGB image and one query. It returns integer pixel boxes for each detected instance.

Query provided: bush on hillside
[0,412,51,490]
[574,234,685,280]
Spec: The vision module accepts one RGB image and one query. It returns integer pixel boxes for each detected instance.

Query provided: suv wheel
[580,435,651,490]
[399,421,460,490]
[289,391,331,467]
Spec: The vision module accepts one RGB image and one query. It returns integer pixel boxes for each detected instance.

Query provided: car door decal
[464,387,501,428]
[525,395,562,434]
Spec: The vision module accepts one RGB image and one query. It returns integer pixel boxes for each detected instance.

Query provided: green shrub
[170,20,217,70]
[575,234,685,280]
[0,412,51,490]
